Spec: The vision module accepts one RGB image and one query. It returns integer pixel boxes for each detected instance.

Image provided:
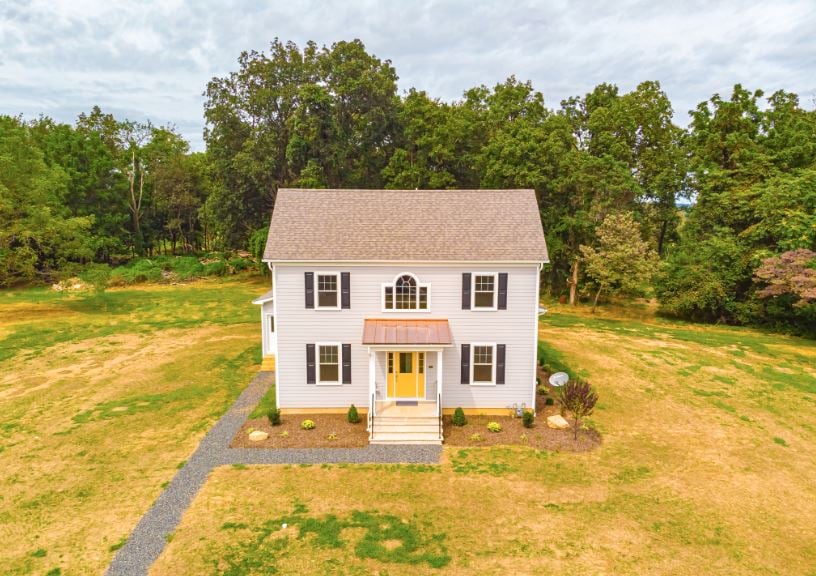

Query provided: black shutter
[498,273,508,310]
[306,343,316,384]
[461,344,470,384]
[304,272,314,309]
[341,272,351,309]
[342,344,352,384]
[496,344,506,384]
[462,273,471,310]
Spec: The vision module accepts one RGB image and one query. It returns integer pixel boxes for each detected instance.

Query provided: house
[253,188,548,444]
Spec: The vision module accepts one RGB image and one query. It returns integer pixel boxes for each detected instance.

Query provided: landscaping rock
[248,430,269,442]
[547,415,570,430]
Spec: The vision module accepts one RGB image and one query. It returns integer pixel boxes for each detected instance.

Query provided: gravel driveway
[106,371,442,576]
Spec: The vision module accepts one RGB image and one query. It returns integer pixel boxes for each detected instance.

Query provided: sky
[2,0,815,151]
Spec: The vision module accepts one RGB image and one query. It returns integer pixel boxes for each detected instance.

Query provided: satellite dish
[548,372,569,387]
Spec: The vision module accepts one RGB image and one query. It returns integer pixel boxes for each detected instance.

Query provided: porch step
[370,431,442,445]
[373,416,440,427]
[370,415,442,444]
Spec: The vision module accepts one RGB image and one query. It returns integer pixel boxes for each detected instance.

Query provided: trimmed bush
[267,408,281,426]
[452,407,467,427]
[537,384,549,396]
[347,404,360,424]
[545,397,555,406]
[300,419,316,430]
[522,410,535,428]
[487,421,502,433]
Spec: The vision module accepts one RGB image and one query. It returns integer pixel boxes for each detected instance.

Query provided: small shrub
[545,397,555,406]
[267,408,281,426]
[536,377,541,385]
[487,421,502,433]
[326,432,338,441]
[279,430,289,438]
[452,407,467,426]
[203,259,227,276]
[347,404,360,424]
[522,410,535,428]
[537,384,549,396]
[469,433,484,442]
[300,419,316,430]
[519,433,529,444]
[228,257,251,272]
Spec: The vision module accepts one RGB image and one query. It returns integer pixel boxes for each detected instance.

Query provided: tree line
[1,39,814,333]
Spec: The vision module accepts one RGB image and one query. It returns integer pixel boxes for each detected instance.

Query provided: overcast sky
[2,0,815,151]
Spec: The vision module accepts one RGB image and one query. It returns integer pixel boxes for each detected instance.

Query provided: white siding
[274,264,539,409]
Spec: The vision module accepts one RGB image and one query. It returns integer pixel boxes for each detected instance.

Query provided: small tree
[580,212,658,312]
[347,404,360,424]
[452,407,467,427]
[557,379,599,439]
[754,249,816,306]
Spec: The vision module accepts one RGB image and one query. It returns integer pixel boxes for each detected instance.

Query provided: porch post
[368,347,375,417]
[438,348,443,406]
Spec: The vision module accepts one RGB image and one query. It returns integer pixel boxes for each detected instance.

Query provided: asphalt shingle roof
[263,188,548,262]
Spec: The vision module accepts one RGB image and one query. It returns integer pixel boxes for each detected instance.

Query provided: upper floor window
[473,273,497,309]
[383,273,429,311]
[317,273,339,309]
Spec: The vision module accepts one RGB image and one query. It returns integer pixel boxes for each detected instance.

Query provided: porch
[363,319,451,445]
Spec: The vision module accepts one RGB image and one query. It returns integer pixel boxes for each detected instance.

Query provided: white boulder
[546,415,570,430]
[248,430,269,441]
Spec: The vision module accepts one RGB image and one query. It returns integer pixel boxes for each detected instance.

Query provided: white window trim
[470,342,497,386]
[471,272,498,311]
[316,341,342,386]
[315,271,341,310]
[381,272,431,312]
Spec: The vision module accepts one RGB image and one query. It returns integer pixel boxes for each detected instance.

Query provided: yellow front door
[387,352,426,398]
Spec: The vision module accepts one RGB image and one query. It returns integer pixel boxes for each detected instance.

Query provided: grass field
[154,301,816,575]
[0,276,266,575]
[3,282,816,575]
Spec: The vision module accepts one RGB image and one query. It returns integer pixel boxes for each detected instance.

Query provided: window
[387,352,394,374]
[473,274,497,309]
[318,344,339,383]
[399,352,412,373]
[268,315,275,333]
[383,273,430,311]
[419,352,425,374]
[472,345,494,384]
[317,273,339,308]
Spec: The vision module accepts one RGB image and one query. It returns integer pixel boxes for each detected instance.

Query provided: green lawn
[0,276,267,575]
[154,301,816,575]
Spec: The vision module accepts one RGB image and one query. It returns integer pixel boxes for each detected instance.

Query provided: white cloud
[1,0,814,150]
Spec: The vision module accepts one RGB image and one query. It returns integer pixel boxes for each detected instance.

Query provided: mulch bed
[443,372,602,452]
[231,414,369,449]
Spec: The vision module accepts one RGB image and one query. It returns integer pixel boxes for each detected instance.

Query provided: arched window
[383,273,429,311]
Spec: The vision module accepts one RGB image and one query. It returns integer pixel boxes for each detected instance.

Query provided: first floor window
[317,274,338,308]
[319,344,339,382]
[268,315,275,333]
[474,274,496,308]
[473,345,494,383]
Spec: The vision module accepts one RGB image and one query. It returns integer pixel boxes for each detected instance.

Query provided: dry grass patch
[0,276,266,575]
[155,304,816,575]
